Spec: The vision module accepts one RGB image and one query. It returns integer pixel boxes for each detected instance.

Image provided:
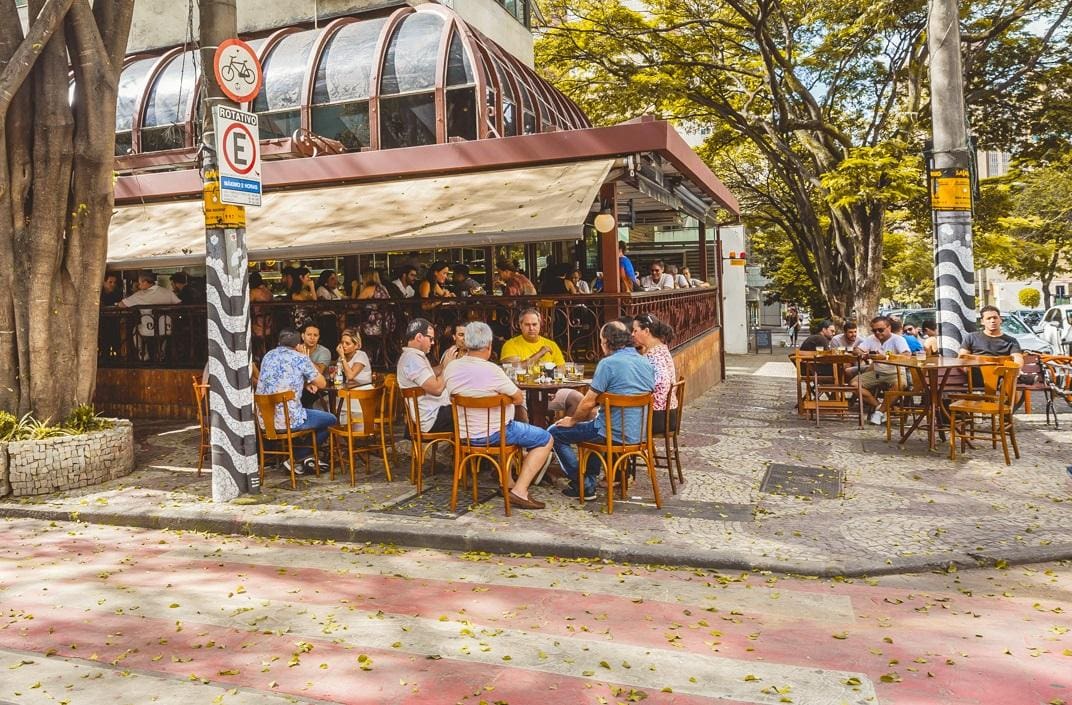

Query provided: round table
[515,379,590,427]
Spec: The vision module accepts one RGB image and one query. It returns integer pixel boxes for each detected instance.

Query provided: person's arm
[303,358,327,392]
[418,280,432,298]
[522,345,553,367]
[550,342,566,366]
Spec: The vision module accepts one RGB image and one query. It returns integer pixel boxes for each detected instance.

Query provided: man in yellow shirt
[501,308,566,367]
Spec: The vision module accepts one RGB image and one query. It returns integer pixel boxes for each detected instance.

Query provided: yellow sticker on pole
[929,168,972,211]
[203,176,247,228]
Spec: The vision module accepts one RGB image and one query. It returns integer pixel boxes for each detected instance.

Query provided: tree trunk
[0,0,133,420]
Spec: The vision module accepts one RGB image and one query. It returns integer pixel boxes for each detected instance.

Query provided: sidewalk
[2,353,1070,576]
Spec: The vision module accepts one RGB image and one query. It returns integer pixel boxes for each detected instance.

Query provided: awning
[107,159,614,268]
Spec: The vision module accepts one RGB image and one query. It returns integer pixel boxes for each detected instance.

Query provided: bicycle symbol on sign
[220,54,256,86]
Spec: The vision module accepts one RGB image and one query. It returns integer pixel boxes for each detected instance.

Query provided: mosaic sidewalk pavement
[2,354,1070,576]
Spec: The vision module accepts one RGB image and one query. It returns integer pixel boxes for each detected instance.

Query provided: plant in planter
[0,405,133,498]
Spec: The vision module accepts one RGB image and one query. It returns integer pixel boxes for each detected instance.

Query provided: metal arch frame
[113,54,153,152]
[486,47,523,137]
[248,26,304,114]
[432,12,455,143]
[367,6,415,151]
[122,53,169,154]
[440,21,480,142]
[183,47,204,149]
[450,14,489,142]
[300,16,359,136]
[471,41,503,138]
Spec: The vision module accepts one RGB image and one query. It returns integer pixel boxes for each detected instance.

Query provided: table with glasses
[506,361,588,427]
[882,355,1000,450]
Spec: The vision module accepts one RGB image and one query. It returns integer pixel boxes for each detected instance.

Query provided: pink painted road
[0,518,1069,705]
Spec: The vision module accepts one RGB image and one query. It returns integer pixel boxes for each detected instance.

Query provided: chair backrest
[253,390,295,440]
[595,392,654,448]
[665,377,685,436]
[381,373,398,422]
[337,386,384,436]
[400,386,435,440]
[996,363,1021,412]
[191,376,209,426]
[450,393,513,452]
[1042,357,1072,400]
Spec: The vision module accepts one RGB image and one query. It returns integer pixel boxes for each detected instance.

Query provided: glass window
[141,125,185,152]
[379,93,436,148]
[446,88,477,141]
[493,61,517,137]
[312,18,387,104]
[115,131,132,157]
[253,29,320,112]
[143,50,199,128]
[115,58,155,131]
[259,110,301,140]
[312,102,371,149]
[380,12,444,95]
[445,31,474,87]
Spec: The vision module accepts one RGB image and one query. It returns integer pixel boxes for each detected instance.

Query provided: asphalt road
[0,518,1069,705]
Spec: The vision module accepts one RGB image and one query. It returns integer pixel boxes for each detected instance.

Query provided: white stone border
[0,420,134,497]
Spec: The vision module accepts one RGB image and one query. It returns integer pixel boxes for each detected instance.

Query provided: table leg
[527,390,548,428]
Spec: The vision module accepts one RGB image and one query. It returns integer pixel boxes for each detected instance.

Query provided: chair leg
[949,410,957,461]
[647,448,662,509]
[380,424,392,482]
[287,442,297,489]
[1007,413,1020,459]
[673,434,684,486]
[664,436,677,495]
[329,434,336,481]
[998,413,1011,465]
[605,453,617,515]
[349,435,358,487]
[449,454,462,512]
[499,455,512,517]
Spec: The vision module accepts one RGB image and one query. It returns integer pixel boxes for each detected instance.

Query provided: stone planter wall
[0,420,135,497]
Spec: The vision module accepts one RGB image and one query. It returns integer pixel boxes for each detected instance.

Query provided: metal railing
[97,288,720,369]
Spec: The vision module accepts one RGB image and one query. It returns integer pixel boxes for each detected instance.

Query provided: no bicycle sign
[214,106,261,207]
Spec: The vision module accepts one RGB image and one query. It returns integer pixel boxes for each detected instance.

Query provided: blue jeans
[471,420,551,449]
[549,420,605,493]
[292,409,336,459]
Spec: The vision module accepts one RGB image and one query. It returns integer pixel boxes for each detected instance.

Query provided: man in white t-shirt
[852,315,911,425]
[389,265,418,299]
[396,317,459,434]
[442,322,552,510]
[119,271,181,360]
[639,260,676,290]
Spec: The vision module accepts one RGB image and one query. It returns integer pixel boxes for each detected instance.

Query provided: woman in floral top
[631,314,678,434]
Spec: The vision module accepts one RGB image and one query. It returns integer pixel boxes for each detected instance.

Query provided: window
[141,50,200,152]
[254,31,318,140]
[446,88,477,141]
[312,103,371,150]
[115,57,155,154]
[379,13,443,148]
[310,19,385,150]
[379,93,436,149]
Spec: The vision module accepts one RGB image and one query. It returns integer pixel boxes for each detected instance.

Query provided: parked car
[895,307,1054,354]
[1038,304,1072,354]
[1013,308,1044,331]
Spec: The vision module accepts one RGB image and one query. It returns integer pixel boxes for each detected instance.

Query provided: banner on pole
[929,168,972,211]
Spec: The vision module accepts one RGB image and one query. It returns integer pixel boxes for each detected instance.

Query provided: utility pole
[928,0,976,356]
[199,0,260,501]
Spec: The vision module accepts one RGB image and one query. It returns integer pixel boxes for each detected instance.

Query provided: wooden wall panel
[671,327,722,400]
[94,368,198,420]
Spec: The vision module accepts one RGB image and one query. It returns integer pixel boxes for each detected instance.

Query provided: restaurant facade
[92,0,740,419]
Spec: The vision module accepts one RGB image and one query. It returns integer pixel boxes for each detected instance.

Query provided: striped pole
[928,0,975,356]
[205,221,259,501]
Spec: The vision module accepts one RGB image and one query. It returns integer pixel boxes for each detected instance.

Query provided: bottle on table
[334,362,345,386]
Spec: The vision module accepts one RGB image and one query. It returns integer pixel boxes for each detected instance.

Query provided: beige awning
[107,159,614,268]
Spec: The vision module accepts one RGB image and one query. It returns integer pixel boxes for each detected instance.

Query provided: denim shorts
[471,420,551,450]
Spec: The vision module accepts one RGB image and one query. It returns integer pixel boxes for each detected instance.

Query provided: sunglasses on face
[871,327,887,333]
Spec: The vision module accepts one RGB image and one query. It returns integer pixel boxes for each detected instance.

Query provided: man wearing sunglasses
[853,315,911,425]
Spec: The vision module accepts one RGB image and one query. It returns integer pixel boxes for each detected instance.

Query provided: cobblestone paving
[3,354,1070,574]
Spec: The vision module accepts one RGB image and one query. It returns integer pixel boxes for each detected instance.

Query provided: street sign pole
[928,0,976,357]
[200,3,261,501]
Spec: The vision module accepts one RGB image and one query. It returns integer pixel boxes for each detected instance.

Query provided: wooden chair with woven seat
[949,362,1021,465]
[253,391,321,489]
[329,386,392,485]
[191,375,210,476]
[577,392,661,514]
[400,386,455,494]
[652,377,686,494]
[449,393,521,516]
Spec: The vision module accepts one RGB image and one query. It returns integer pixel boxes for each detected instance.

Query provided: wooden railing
[97,288,720,369]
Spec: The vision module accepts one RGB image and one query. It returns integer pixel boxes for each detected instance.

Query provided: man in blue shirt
[891,319,924,353]
[618,241,639,291]
[256,328,336,475]
[549,321,656,500]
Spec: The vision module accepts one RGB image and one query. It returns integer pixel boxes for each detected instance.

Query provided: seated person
[335,328,373,426]
[500,308,566,368]
[298,322,331,408]
[639,260,675,290]
[830,320,862,379]
[633,314,679,434]
[853,316,910,425]
[890,319,924,353]
[452,264,485,297]
[922,319,940,356]
[799,319,838,377]
[443,322,552,510]
[959,306,1023,365]
[256,329,334,475]
[397,317,459,434]
[549,322,655,500]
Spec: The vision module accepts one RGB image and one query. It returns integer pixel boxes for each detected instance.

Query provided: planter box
[0,420,134,497]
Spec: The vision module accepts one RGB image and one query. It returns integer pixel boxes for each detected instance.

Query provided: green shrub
[0,405,113,442]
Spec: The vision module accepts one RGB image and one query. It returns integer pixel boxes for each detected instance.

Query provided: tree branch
[0,0,75,118]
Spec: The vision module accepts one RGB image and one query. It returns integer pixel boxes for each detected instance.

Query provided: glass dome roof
[114,5,589,157]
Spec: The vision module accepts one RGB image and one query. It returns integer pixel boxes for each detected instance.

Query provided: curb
[4,504,1068,577]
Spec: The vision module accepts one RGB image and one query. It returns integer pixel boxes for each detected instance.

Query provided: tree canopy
[537,0,1072,320]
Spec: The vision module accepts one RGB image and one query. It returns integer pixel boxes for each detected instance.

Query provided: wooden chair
[1015,353,1047,413]
[191,376,210,476]
[328,386,392,485]
[376,373,400,459]
[652,377,686,494]
[1041,355,1072,428]
[577,392,661,514]
[949,363,1021,465]
[253,391,322,488]
[796,352,863,427]
[449,394,521,517]
[400,386,455,494]
[884,363,926,443]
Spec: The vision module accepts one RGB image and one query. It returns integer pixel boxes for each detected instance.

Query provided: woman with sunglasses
[631,314,678,434]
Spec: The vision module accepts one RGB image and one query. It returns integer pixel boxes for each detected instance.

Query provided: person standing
[618,241,639,291]
[785,306,801,347]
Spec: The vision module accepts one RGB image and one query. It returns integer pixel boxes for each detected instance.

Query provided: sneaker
[868,410,887,426]
[562,484,597,501]
[282,459,307,476]
[303,457,328,473]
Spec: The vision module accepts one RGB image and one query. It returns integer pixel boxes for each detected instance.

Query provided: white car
[1038,304,1072,355]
